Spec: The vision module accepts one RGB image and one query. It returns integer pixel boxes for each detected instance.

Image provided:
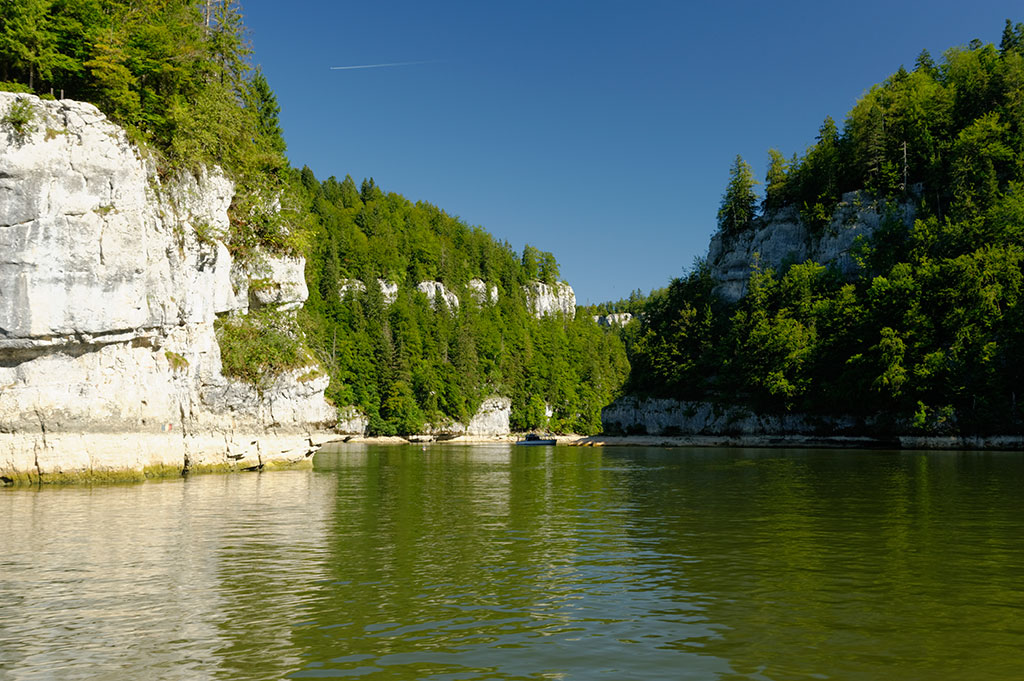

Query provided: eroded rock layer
[0,93,335,483]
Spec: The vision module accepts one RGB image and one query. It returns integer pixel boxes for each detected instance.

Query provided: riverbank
[340,432,1024,451]
[0,431,338,485]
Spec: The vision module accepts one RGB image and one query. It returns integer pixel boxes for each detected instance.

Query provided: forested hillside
[295,171,628,435]
[626,21,1024,434]
[0,0,628,436]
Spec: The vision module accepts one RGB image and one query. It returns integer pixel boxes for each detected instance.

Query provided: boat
[515,433,556,446]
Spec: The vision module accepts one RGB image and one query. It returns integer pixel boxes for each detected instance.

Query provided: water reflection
[0,471,335,681]
[1,446,1023,680]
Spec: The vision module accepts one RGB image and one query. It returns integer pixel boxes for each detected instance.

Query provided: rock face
[593,313,633,327]
[244,255,308,312]
[425,396,512,437]
[707,191,916,303]
[0,93,335,483]
[416,280,459,310]
[524,281,575,319]
[468,278,498,305]
[602,396,868,437]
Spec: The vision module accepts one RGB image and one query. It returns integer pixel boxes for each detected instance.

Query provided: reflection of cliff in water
[0,471,336,680]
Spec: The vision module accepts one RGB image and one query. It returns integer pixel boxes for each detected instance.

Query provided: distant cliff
[0,93,335,483]
[707,191,916,303]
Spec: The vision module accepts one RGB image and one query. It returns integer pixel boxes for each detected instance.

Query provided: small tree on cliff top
[718,154,759,234]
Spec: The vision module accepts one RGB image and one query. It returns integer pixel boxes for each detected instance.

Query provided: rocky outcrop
[379,279,399,305]
[425,396,512,438]
[593,313,633,327]
[601,396,872,437]
[466,396,512,436]
[0,93,336,483]
[600,396,1024,450]
[707,191,916,303]
[468,278,498,305]
[416,280,459,310]
[524,281,575,319]
[244,255,308,312]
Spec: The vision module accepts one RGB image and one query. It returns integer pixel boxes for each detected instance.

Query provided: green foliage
[628,21,1024,435]
[0,81,33,93]
[216,310,311,389]
[165,350,190,372]
[297,171,628,435]
[717,155,759,233]
[1,96,36,137]
[0,0,297,259]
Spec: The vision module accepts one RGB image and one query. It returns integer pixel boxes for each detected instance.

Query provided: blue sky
[243,0,1023,304]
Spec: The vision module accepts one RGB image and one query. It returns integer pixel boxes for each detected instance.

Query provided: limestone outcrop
[424,397,512,438]
[468,278,498,305]
[593,313,633,327]
[707,191,916,303]
[601,396,868,437]
[524,281,575,319]
[416,280,459,310]
[0,93,336,483]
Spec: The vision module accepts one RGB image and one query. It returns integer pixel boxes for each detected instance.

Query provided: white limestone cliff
[424,397,512,438]
[416,280,459,310]
[707,191,916,303]
[524,281,576,319]
[0,93,336,483]
[593,312,633,327]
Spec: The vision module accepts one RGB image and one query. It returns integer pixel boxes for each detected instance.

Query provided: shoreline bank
[334,432,1024,451]
[6,430,1023,486]
[0,431,338,485]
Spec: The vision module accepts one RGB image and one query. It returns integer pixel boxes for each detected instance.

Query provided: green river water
[1,444,1023,680]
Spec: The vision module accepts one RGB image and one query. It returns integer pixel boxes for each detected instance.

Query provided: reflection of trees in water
[613,449,1024,680]
[303,445,696,678]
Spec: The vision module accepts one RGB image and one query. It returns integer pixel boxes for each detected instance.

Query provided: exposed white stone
[417,280,459,310]
[244,254,308,312]
[601,396,863,436]
[0,93,336,481]
[336,406,368,435]
[466,397,511,436]
[378,279,398,305]
[707,192,916,303]
[524,280,576,319]
[468,278,498,305]
[425,396,512,437]
[593,312,633,327]
[338,278,366,297]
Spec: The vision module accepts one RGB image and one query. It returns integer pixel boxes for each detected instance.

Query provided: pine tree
[763,148,789,212]
[717,154,759,234]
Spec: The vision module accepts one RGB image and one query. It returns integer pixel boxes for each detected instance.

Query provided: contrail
[329,60,433,71]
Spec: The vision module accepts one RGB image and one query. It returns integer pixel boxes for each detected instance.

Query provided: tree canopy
[624,23,1024,435]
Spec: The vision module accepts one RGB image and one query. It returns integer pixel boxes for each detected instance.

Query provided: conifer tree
[717,154,759,234]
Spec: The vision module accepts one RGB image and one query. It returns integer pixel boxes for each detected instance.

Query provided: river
[1,444,1022,680]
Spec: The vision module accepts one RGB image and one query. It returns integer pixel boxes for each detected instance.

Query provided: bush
[2,97,36,138]
[0,81,33,94]
[215,310,312,388]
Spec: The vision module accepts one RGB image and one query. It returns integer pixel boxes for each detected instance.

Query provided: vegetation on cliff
[0,0,630,435]
[625,21,1024,434]
[0,0,301,256]
[295,171,628,435]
